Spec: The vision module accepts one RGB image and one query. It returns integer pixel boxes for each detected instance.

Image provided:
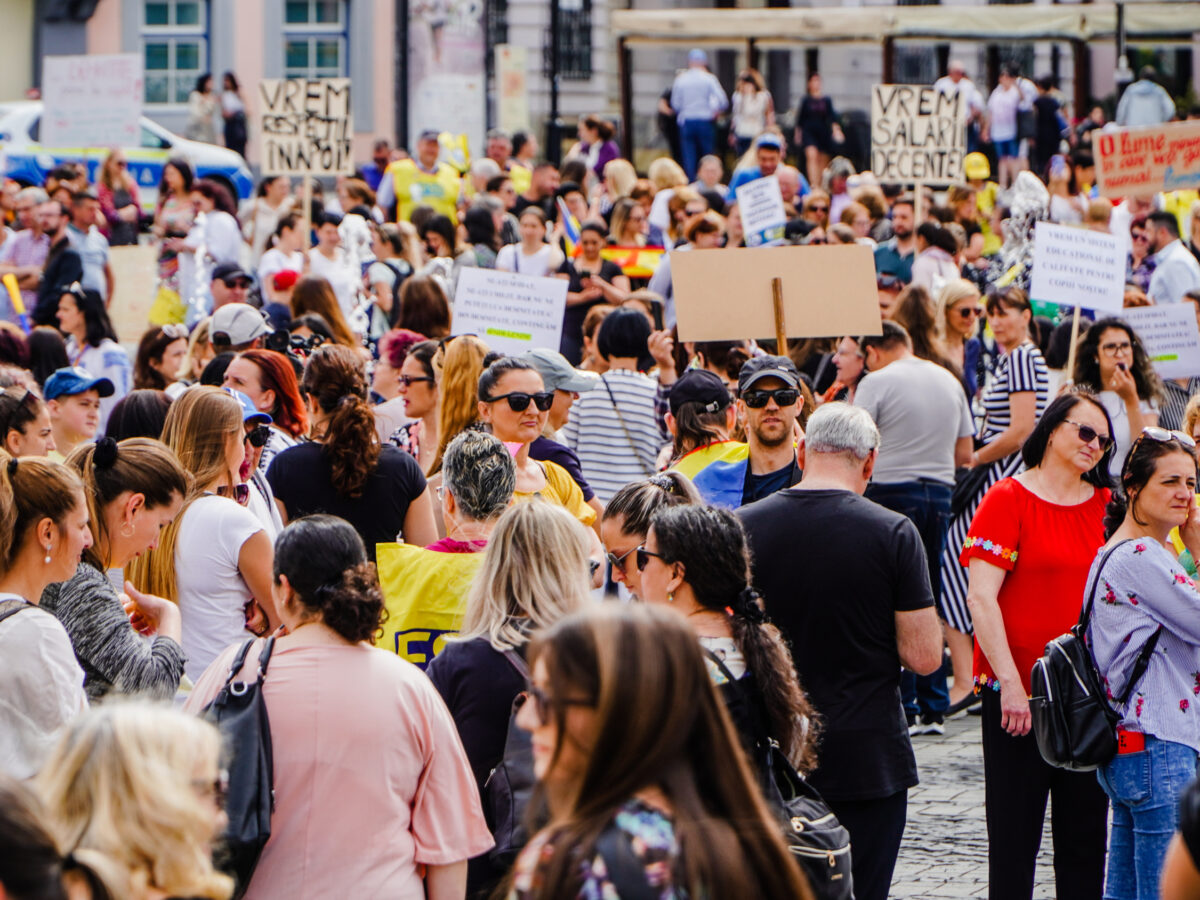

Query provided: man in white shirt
[934,60,984,151]
[670,49,729,180]
[1147,210,1200,305]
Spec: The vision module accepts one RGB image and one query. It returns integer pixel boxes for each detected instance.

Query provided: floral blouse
[1087,538,1200,752]
[509,798,682,899]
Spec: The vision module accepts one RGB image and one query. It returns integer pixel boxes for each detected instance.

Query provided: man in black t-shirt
[739,402,942,900]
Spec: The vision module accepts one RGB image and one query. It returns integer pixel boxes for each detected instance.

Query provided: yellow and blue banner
[670,441,750,509]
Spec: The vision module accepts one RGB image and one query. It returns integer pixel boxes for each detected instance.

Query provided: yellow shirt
[974,181,1002,256]
[1163,191,1200,240]
[388,159,461,223]
[513,459,597,528]
[508,162,532,196]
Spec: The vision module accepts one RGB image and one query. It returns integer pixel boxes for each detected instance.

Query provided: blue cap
[757,133,783,151]
[44,367,115,401]
[222,388,273,426]
[688,48,708,65]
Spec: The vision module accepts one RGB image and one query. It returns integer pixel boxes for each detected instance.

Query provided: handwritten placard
[736,175,787,248]
[42,54,142,148]
[452,268,567,355]
[1095,121,1200,198]
[1028,222,1125,313]
[1122,304,1200,380]
[258,78,354,176]
[870,84,966,185]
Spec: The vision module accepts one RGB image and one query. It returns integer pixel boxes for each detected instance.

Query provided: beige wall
[0,1,35,101]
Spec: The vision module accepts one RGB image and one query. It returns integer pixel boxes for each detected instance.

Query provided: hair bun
[6,457,17,478]
[93,437,119,469]
[732,587,768,625]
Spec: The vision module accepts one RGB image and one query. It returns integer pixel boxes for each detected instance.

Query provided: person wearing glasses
[1071,317,1163,480]
[187,515,491,900]
[477,357,596,529]
[0,385,55,457]
[425,501,593,897]
[96,150,140,246]
[934,279,985,400]
[225,388,286,542]
[960,392,1114,899]
[1085,428,1200,900]
[600,473,700,599]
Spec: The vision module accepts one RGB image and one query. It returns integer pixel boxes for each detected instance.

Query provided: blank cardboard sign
[672,244,883,343]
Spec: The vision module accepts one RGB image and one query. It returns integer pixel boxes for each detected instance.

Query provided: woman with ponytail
[42,438,190,701]
[186,516,492,899]
[637,503,819,775]
[267,344,437,558]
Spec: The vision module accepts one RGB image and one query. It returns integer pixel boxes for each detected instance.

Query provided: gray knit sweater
[41,562,186,702]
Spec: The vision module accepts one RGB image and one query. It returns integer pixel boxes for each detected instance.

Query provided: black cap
[669,369,731,416]
[738,355,801,393]
[212,262,251,285]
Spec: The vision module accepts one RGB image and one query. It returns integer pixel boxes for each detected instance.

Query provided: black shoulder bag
[1030,541,1163,772]
[201,636,277,898]
[484,649,539,872]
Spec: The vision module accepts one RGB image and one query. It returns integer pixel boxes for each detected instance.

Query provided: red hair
[238,349,308,437]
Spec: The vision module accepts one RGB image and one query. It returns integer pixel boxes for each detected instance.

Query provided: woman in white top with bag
[495,207,563,277]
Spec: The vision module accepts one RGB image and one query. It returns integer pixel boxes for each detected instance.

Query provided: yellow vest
[388,159,461,223]
[509,162,532,196]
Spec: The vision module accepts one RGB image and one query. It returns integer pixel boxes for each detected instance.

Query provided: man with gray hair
[740,401,942,900]
[431,430,516,552]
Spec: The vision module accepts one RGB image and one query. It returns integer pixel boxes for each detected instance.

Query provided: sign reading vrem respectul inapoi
[258,78,354,176]
[870,84,967,185]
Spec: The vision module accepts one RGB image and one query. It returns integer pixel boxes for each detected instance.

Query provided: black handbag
[483,650,538,872]
[1029,541,1162,772]
[201,637,276,898]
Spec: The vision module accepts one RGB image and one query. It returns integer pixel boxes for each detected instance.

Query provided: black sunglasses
[1063,419,1113,451]
[245,424,270,448]
[399,375,434,388]
[635,547,665,571]
[485,391,554,412]
[606,546,636,575]
[742,388,800,409]
[956,306,984,319]
[217,483,251,506]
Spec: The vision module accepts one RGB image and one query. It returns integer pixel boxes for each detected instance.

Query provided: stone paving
[891,713,1058,898]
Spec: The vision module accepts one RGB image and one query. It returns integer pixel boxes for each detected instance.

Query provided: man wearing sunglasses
[738,356,806,505]
[855,321,975,737]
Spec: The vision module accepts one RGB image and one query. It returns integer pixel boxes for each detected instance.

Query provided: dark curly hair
[1071,317,1163,407]
[273,515,386,643]
[1104,431,1200,538]
[301,344,379,497]
[648,504,820,774]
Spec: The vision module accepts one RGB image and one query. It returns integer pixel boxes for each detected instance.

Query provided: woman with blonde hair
[648,159,691,236]
[600,158,637,203]
[175,316,215,396]
[97,149,140,246]
[126,387,276,681]
[291,275,359,348]
[36,703,233,900]
[934,278,984,398]
[429,334,490,476]
[607,197,650,248]
[427,501,594,897]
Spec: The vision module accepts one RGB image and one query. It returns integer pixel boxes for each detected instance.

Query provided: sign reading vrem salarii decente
[258,78,354,176]
[870,84,966,185]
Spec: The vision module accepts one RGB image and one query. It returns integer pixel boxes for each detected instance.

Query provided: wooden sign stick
[772,277,788,356]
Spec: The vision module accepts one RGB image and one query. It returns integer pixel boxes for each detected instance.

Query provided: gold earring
[667,592,675,603]
[120,521,135,537]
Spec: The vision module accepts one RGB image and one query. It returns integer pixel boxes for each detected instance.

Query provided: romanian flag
[670,441,750,509]
[558,197,581,257]
[597,245,667,280]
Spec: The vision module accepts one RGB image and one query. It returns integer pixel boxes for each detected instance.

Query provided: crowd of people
[4,54,1200,900]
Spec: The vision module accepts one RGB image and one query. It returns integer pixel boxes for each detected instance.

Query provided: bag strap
[600,375,655,478]
[1115,625,1164,706]
[223,638,258,688]
[594,823,658,900]
[701,645,740,684]
[0,598,34,628]
[1078,540,1134,632]
[502,648,530,681]
[256,635,277,681]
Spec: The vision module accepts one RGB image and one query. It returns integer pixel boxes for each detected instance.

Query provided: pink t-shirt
[187,639,493,898]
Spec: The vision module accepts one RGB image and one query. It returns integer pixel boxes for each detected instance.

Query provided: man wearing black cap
[210,262,253,312]
[377,129,460,223]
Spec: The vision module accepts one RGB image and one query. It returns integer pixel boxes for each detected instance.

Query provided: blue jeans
[866,480,951,718]
[1097,736,1199,900]
[679,119,715,180]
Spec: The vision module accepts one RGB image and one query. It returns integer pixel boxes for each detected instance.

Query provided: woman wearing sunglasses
[126,387,277,682]
[1072,317,1163,480]
[477,357,596,530]
[960,391,1115,899]
[386,339,441,473]
[600,472,700,599]
[1086,428,1200,900]
[509,602,812,899]
[934,279,985,400]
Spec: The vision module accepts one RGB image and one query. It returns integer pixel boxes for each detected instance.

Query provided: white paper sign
[1028,222,1125,313]
[1121,305,1200,380]
[42,54,142,148]
[258,78,354,176]
[452,268,567,355]
[735,175,786,248]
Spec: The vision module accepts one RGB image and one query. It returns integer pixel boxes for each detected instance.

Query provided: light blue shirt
[670,68,728,123]
[65,224,110,301]
[1148,239,1200,305]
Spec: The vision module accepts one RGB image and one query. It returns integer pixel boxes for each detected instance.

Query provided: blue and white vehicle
[0,101,253,213]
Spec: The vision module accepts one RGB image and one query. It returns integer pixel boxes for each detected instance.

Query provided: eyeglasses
[1131,232,1149,242]
[605,545,637,575]
[877,274,902,290]
[808,237,827,245]
[1100,340,1132,356]
[635,546,666,571]
[161,323,189,339]
[521,682,594,726]
[1063,419,1113,451]
[485,391,554,412]
[399,375,434,388]
[742,387,800,408]
[192,770,229,807]
[217,483,251,506]
[245,424,270,448]
[957,306,985,319]
[808,205,829,214]
[222,278,252,289]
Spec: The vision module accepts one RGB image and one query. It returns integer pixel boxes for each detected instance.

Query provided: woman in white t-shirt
[985,67,1023,188]
[495,207,563,277]
[177,179,242,318]
[730,69,775,156]
[258,212,306,308]
[308,212,362,320]
[240,174,294,265]
[1071,318,1163,480]
[126,387,276,682]
[0,457,89,780]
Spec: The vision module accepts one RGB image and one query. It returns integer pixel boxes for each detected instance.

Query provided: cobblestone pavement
[891,713,1058,898]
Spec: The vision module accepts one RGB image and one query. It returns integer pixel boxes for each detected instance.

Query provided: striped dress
[940,341,1049,634]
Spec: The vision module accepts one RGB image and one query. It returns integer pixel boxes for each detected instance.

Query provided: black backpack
[483,650,539,872]
[1030,540,1162,772]
[200,637,277,898]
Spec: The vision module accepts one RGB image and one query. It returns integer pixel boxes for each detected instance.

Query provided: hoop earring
[43,546,52,564]
[120,522,135,538]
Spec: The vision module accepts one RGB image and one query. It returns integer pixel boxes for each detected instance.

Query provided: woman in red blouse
[961,391,1114,900]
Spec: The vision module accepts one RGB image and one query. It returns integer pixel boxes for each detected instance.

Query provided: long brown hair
[301,344,379,496]
[429,334,489,476]
[522,604,813,899]
[891,284,961,376]
[0,453,85,568]
[291,276,358,348]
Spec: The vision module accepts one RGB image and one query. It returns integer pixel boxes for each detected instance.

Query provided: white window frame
[283,0,349,79]
[141,0,210,109]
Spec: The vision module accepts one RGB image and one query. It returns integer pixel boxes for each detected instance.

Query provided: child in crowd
[42,367,112,460]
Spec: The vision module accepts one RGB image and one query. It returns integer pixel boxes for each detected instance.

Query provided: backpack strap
[594,823,658,900]
[1078,540,1135,631]
[701,644,740,684]
[0,598,33,628]
[222,638,259,688]
[502,648,530,681]
[1115,625,1164,706]
[256,635,277,680]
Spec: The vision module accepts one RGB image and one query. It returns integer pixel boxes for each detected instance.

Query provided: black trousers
[980,691,1108,900]
[826,789,907,900]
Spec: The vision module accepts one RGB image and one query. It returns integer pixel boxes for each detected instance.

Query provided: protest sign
[42,54,142,148]
[258,78,354,176]
[495,45,530,135]
[1095,121,1200,198]
[1028,222,1125,314]
[671,244,882,344]
[452,268,567,355]
[870,84,966,185]
[736,175,787,248]
[1121,304,1200,380]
